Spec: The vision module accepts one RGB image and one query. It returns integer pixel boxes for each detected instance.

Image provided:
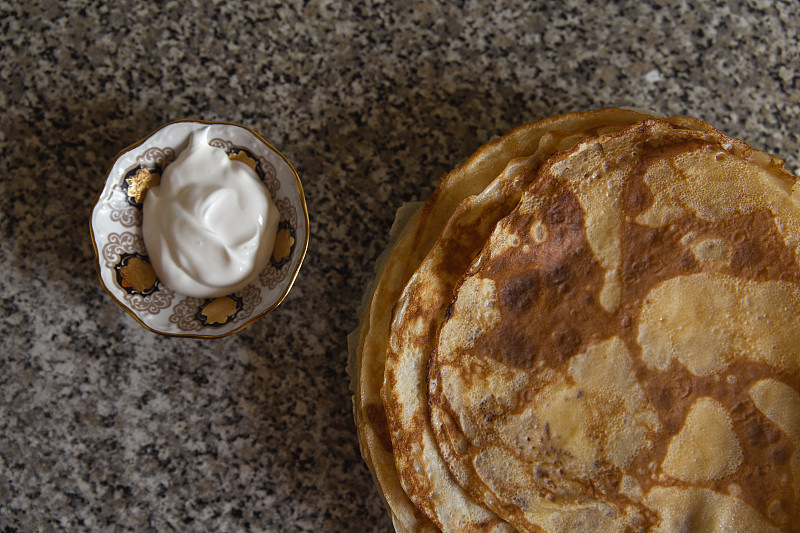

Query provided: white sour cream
[142,127,279,298]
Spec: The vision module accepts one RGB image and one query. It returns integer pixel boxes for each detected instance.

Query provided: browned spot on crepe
[365,402,394,453]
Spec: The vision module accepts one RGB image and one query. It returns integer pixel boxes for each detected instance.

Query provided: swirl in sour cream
[142,127,279,298]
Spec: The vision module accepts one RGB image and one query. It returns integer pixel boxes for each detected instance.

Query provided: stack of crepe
[349,108,800,533]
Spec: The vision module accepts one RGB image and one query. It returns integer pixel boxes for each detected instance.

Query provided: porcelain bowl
[90,120,309,338]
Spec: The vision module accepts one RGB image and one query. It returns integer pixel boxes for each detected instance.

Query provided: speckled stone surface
[1,1,799,531]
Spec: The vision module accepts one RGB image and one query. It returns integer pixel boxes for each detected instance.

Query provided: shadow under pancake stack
[349,108,800,533]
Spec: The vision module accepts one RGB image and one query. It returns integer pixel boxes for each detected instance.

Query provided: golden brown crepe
[350,110,800,533]
[428,120,800,532]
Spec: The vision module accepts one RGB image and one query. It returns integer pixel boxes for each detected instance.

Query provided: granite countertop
[2,1,799,531]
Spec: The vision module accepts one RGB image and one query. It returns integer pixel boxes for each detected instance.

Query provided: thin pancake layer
[383,116,714,532]
[351,108,667,531]
[429,120,800,532]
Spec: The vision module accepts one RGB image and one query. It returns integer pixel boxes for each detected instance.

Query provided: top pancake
[351,108,672,532]
[429,120,800,532]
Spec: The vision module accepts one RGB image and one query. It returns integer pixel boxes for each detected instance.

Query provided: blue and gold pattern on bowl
[90,120,309,338]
